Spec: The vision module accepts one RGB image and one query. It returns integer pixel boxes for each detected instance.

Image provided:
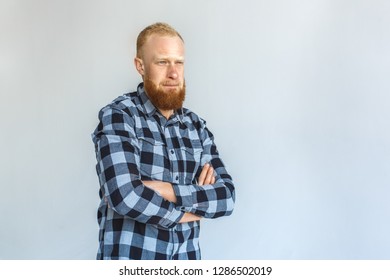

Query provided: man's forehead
[145,34,184,48]
[144,35,185,57]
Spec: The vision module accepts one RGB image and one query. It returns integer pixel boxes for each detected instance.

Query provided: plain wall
[1,0,389,259]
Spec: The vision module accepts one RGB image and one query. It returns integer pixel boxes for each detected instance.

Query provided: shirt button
[170,150,174,154]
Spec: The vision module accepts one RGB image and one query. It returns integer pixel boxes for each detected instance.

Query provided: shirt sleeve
[92,106,184,228]
[172,120,236,219]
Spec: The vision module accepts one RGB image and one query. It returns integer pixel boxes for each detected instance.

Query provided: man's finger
[204,165,215,185]
[198,163,210,185]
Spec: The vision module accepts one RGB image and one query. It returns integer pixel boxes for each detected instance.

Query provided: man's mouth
[162,83,179,87]
[161,84,181,91]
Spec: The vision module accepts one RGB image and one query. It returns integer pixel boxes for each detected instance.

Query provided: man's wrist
[143,180,177,203]
[162,182,175,202]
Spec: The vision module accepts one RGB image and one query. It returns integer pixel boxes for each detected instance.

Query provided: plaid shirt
[92,83,235,260]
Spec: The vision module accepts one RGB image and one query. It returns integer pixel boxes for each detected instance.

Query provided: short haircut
[136,22,184,58]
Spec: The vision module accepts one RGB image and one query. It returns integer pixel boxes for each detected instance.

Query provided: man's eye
[157,61,167,65]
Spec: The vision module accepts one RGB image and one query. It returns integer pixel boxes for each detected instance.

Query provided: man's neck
[159,109,174,120]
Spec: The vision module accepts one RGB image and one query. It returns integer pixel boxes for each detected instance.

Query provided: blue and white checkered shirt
[92,83,235,260]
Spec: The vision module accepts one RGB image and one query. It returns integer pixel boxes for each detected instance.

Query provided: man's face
[135,34,185,110]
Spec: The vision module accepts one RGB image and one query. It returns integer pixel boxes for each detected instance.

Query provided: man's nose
[167,64,179,79]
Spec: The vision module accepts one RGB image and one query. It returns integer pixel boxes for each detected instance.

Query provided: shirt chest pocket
[176,139,203,184]
[138,136,166,180]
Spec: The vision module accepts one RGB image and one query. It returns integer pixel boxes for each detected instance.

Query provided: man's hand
[198,163,216,186]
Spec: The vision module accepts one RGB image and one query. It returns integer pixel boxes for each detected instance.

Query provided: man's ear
[134,57,145,76]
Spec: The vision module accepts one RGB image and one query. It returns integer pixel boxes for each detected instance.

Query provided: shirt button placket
[169,149,180,183]
[171,228,179,259]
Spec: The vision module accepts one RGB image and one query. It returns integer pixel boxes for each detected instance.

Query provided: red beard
[143,78,186,111]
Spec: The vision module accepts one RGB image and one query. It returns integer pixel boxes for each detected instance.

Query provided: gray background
[1,0,389,259]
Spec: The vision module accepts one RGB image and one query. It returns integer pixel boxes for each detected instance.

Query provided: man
[92,22,235,260]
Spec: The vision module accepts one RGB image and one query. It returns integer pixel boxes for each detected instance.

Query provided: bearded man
[92,22,235,260]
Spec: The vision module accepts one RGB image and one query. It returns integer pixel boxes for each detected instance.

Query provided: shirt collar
[137,83,157,117]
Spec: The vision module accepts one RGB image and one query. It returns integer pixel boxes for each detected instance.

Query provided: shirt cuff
[158,206,185,228]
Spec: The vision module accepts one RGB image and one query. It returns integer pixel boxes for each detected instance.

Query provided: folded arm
[144,122,235,219]
[143,163,216,223]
